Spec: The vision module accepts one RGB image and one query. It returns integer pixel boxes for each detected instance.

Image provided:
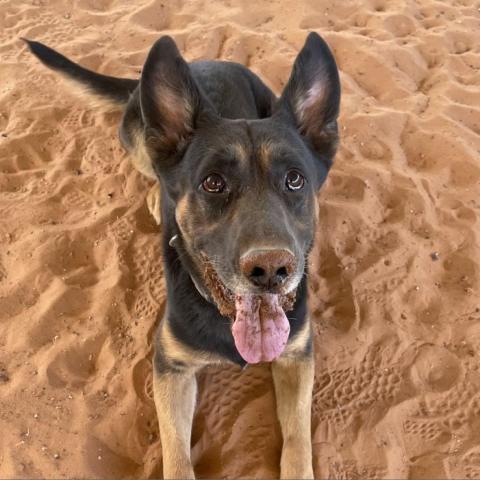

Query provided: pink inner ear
[153,78,194,147]
[295,80,326,131]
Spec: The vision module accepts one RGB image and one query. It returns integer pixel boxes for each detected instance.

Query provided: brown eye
[202,173,226,193]
[285,170,305,191]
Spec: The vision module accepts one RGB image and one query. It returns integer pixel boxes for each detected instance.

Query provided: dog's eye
[202,173,226,193]
[285,170,305,191]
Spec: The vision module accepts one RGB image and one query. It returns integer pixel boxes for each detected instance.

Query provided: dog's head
[140,33,340,315]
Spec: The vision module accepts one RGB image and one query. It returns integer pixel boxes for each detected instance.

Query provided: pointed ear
[279,32,341,161]
[140,36,207,161]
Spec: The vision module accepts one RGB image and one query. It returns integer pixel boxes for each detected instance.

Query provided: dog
[24,32,340,479]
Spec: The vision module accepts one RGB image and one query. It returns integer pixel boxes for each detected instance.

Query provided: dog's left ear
[279,32,341,162]
[140,36,214,166]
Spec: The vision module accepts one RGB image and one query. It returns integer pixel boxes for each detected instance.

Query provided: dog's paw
[280,441,314,480]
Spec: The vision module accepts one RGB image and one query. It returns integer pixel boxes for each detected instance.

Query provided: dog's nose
[240,249,296,290]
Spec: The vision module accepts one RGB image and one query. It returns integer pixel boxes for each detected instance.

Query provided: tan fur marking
[160,318,227,368]
[272,352,314,479]
[174,195,192,243]
[314,196,320,222]
[258,141,273,170]
[175,195,203,258]
[231,142,248,164]
[175,195,188,226]
[130,128,157,180]
[53,76,123,113]
[129,129,162,224]
[283,317,312,357]
[146,184,162,225]
[153,368,196,479]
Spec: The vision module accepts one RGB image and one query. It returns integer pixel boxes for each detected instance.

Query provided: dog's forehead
[198,118,304,169]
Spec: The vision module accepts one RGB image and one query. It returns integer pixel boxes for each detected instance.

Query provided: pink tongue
[232,294,290,364]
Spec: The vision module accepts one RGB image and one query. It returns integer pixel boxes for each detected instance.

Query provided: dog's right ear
[140,36,209,163]
[278,32,341,163]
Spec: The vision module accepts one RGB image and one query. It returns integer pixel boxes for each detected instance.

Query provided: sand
[1,0,480,478]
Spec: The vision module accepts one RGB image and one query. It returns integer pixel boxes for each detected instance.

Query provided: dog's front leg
[153,367,196,479]
[272,350,315,479]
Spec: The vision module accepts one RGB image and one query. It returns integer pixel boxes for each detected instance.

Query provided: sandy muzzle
[201,255,296,362]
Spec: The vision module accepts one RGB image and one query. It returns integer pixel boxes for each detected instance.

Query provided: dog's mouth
[200,254,297,364]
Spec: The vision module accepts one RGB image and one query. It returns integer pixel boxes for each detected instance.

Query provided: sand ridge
[1,0,480,478]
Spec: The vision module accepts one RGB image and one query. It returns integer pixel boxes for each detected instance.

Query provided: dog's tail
[22,38,138,111]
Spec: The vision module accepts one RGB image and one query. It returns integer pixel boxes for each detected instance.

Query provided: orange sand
[1,0,480,478]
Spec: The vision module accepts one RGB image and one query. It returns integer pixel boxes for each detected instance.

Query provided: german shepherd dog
[24,32,340,479]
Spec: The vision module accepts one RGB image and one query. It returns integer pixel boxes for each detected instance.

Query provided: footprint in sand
[384,14,416,38]
[128,0,172,31]
[46,334,107,388]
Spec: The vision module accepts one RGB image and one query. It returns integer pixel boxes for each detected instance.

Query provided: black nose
[239,249,296,290]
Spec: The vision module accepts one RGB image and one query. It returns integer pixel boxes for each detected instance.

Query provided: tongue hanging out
[232,294,290,364]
